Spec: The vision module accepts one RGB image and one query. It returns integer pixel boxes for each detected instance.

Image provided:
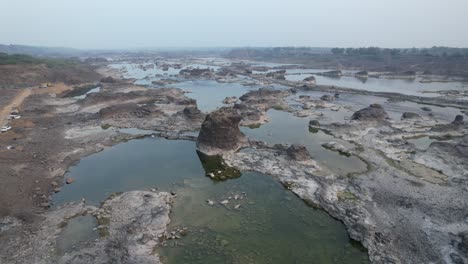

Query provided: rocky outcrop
[236,88,291,126]
[303,76,316,88]
[286,144,311,161]
[151,79,179,86]
[355,71,368,78]
[179,68,213,78]
[452,115,464,125]
[196,107,247,155]
[100,76,117,83]
[351,104,388,121]
[319,70,342,77]
[222,96,238,104]
[309,120,320,127]
[401,112,421,119]
[0,191,173,264]
[320,94,336,102]
[321,142,351,156]
[182,106,203,120]
[266,70,286,80]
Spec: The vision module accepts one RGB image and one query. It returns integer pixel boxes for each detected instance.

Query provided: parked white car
[8,115,21,120]
[1,126,12,132]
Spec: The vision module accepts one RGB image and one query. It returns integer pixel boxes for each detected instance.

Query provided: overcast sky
[1,0,467,49]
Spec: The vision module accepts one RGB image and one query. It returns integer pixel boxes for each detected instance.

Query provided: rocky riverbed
[1,57,467,264]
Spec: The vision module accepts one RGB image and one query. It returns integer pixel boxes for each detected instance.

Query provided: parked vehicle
[8,115,21,120]
[1,126,12,132]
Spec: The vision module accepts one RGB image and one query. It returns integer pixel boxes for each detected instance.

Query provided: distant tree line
[0,52,85,68]
[331,47,468,57]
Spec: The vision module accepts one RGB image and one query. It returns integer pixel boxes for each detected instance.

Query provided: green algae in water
[56,216,99,254]
[241,110,368,175]
[407,136,438,151]
[160,173,369,264]
[197,151,241,181]
[53,138,368,263]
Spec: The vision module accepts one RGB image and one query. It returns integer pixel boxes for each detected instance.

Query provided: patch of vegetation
[101,123,112,130]
[272,105,285,111]
[61,84,99,98]
[196,151,241,181]
[96,213,112,237]
[337,190,359,202]
[303,198,321,209]
[58,220,68,229]
[245,123,261,129]
[0,52,85,68]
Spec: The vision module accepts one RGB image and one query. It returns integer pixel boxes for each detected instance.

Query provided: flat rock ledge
[0,191,173,264]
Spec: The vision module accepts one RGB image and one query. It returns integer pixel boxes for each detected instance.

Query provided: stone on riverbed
[223,96,238,104]
[286,144,311,161]
[401,112,421,119]
[351,103,388,121]
[320,94,336,102]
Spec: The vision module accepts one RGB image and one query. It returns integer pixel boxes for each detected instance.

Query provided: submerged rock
[196,107,247,155]
[421,106,432,112]
[286,144,311,161]
[402,112,421,119]
[351,104,388,121]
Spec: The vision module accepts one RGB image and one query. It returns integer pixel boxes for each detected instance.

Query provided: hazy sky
[1,0,468,49]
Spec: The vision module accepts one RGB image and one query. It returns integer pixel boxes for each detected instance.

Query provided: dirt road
[0,88,31,127]
[0,83,74,127]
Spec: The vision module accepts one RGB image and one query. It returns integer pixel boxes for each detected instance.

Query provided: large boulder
[100,76,117,83]
[452,115,464,125]
[197,107,247,155]
[286,144,311,161]
[303,76,316,88]
[351,104,388,121]
[320,94,335,101]
[182,106,203,120]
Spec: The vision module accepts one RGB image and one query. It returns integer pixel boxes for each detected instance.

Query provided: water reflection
[52,137,368,264]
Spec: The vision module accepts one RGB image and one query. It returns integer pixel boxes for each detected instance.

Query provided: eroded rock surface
[286,144,311,161]
[351,104,388,121]
[197,107,247,155]
[235,88,291,126]
[0,191,172,264]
